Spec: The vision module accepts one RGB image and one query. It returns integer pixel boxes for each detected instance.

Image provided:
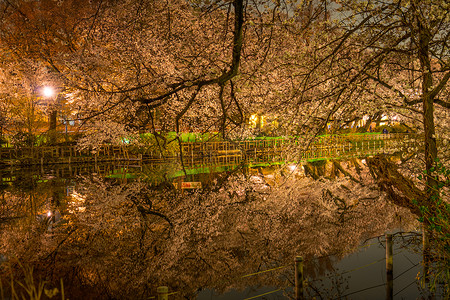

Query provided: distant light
[47,211,52,217]
[42,86,55,98]
[249,114,258,127]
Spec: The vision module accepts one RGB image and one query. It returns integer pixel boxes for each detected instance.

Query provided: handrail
[180,133,424,162]
[0,133,424,165]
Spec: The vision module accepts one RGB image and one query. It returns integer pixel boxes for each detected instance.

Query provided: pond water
[0,160,438,299]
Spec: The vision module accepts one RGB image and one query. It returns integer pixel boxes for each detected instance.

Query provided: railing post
[157,286,169,300]
[295,256,304,300]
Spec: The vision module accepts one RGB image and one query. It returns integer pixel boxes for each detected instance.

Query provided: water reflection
[0,160,426,299]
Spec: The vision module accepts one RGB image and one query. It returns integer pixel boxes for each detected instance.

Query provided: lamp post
[41,86,58,144]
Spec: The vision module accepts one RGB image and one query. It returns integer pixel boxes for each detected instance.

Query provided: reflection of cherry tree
[0,162,418,299]
[161,167,417,293]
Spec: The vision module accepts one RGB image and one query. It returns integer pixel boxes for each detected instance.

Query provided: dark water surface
[0,161,436,299]
[198,232,425,300]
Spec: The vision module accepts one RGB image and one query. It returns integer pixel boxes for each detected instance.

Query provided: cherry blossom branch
[363,72,421,106]
[137,0,244,107]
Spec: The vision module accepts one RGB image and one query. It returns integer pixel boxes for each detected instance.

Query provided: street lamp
[41,86,59,144]
[42,86,55,98]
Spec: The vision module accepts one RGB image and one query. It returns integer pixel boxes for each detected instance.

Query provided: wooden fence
[0,145,134,166]
[0,133,423,167]
[181,133,423,162]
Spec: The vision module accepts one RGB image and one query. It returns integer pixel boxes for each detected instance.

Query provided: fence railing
[0,133,424,166]
[181,133,424,167]
[0,145,134,165]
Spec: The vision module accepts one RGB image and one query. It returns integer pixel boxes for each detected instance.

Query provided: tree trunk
[418,17,438,197]
[366,155,425,214]
[417,12,438,283]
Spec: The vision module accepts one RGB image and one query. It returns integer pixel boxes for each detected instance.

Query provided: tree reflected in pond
[0,162,419,299]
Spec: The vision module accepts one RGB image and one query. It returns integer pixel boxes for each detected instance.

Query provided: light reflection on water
[0,161,433,299]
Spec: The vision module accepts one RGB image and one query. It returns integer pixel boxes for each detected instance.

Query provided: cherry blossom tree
[298,0,449,171]
[290,1,450,290]
[0,0,330,144]
[0,58,51,145]
[0,0,96,144]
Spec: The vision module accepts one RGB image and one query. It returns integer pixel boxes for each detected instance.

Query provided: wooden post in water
[422,226,431,285]
[386,233,393,300]
[157,286,169,300]
[295,256,304,300]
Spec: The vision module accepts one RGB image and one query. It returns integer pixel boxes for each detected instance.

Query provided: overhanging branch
[364,72,421,106]
[434,98,450,109]
[139,0,245,105]
[429,69,450,101]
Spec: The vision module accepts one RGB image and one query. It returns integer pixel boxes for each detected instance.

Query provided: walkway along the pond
[0,133,423,167]
[181,133,423,165]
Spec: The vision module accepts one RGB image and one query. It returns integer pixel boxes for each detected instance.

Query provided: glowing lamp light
[42,86,55,98]
[47,211,52,217]
[249,114,258,127]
